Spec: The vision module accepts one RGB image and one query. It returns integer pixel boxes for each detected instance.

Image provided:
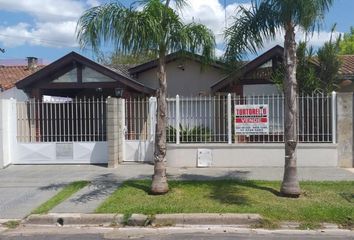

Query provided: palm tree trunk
[151,51,169,194]
[280,23,301,197]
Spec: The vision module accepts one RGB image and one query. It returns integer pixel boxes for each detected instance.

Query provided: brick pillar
[107,98,125,168]
[337,93,354,167]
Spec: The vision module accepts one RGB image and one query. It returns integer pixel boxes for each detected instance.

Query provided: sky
[0,0,353,64]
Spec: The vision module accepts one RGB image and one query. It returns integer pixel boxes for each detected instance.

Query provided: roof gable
[16,52,154,94]
[211,45,284,92]
[129,51,226,74]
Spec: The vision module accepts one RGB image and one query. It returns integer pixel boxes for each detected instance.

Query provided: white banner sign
[235,104,269,135]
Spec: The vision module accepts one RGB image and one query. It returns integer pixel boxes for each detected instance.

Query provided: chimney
[27,57,38,70]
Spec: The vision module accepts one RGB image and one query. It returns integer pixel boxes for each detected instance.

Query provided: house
[15,52,155,100]
[336,55,354,91]
[0,57,45,101]
[0,47,349,168]
[212,45,354,96]
[127,52,227,96]
[0,51,228,101]
[212,45,284,96]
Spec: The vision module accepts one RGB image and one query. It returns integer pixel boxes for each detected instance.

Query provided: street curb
[23,213,347,230]
[152,213,262,226]
[127,214,149,226]
[25,213,124,226]
[23,213,261,227]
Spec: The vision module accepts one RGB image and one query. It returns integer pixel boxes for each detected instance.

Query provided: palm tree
[76,0,215,194]
[225,0,333,197]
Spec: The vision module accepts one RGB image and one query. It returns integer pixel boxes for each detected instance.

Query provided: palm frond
[175,23,215,62]
[224,0,279,61]
[77,0,214,62]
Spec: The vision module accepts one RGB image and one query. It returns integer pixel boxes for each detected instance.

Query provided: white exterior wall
[243,84,280,96]
[0,99,17,168]
[0,87,28,101]
[136,59,225,96]
[166,143,338,167]
[14,142,108,164]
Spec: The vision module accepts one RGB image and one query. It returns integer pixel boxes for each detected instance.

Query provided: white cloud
[0,0,341,54]
[215,48,224,58]
[0,21,78,48]
[259,28,342,54]
[0,0,100,48]
[86,0,101,8]
[179,0,250,45]
[178,0,341,57]
[0,0,86,22]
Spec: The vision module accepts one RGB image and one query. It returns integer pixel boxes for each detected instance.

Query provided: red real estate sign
[235,105,269,135]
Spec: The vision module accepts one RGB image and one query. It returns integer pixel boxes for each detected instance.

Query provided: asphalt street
[1,232,354,240]
[1,227,353,240]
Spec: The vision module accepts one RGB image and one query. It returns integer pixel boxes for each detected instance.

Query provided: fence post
[0,100,4,168]
[118,98,126,164]
[176,95,180,144]
[227,93,232,144]
[331,91,337,144]
[149,97,157,141]
[0,99,17,168]
[107,97,124,168]
[337,92,353,168]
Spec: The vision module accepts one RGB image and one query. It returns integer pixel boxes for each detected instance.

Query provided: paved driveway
[0,164,353,219]
[0,164,152,219]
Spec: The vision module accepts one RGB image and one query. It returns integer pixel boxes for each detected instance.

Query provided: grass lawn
[32,181,89,214]
[96,180,354,227]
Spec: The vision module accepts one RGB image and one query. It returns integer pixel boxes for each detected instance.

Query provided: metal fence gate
[124,97,156,162]
[14,98,108,164]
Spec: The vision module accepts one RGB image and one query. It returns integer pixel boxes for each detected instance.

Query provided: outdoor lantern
[115,88,124,98]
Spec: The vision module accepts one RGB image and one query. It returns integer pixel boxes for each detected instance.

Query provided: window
[52,68,77,83]
[82,66,115,82]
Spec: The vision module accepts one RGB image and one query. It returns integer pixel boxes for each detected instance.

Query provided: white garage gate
[7,98,108,164]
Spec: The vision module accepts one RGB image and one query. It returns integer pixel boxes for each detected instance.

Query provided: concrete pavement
[0,164,353,219]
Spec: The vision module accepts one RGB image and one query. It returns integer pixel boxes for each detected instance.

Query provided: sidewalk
[0,164,353,219]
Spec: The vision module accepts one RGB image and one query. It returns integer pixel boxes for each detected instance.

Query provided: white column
[0,100,4,168]
[227,93,232,144]
[0,99,17,168]
[7,99,17,165]
[331,91,337,144]
[149,97,157,141]
[175,95,180,144]
[118,98,126,163]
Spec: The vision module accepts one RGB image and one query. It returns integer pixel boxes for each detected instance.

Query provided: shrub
[166,125,212,143]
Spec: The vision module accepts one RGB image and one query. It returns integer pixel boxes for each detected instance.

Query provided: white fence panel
[124,97,156,162]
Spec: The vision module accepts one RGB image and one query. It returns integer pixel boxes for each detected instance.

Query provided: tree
[77,0,215,194]
[272,42,319,94]
[339,27,354,54]
[296,42,319,94]
[317,35,341,92]
[0,48,4,53]
[225,0,333,197]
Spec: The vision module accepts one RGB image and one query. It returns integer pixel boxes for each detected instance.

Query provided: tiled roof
[338,55,354,76]
[0,65,44,90]
[105,64,136,80]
